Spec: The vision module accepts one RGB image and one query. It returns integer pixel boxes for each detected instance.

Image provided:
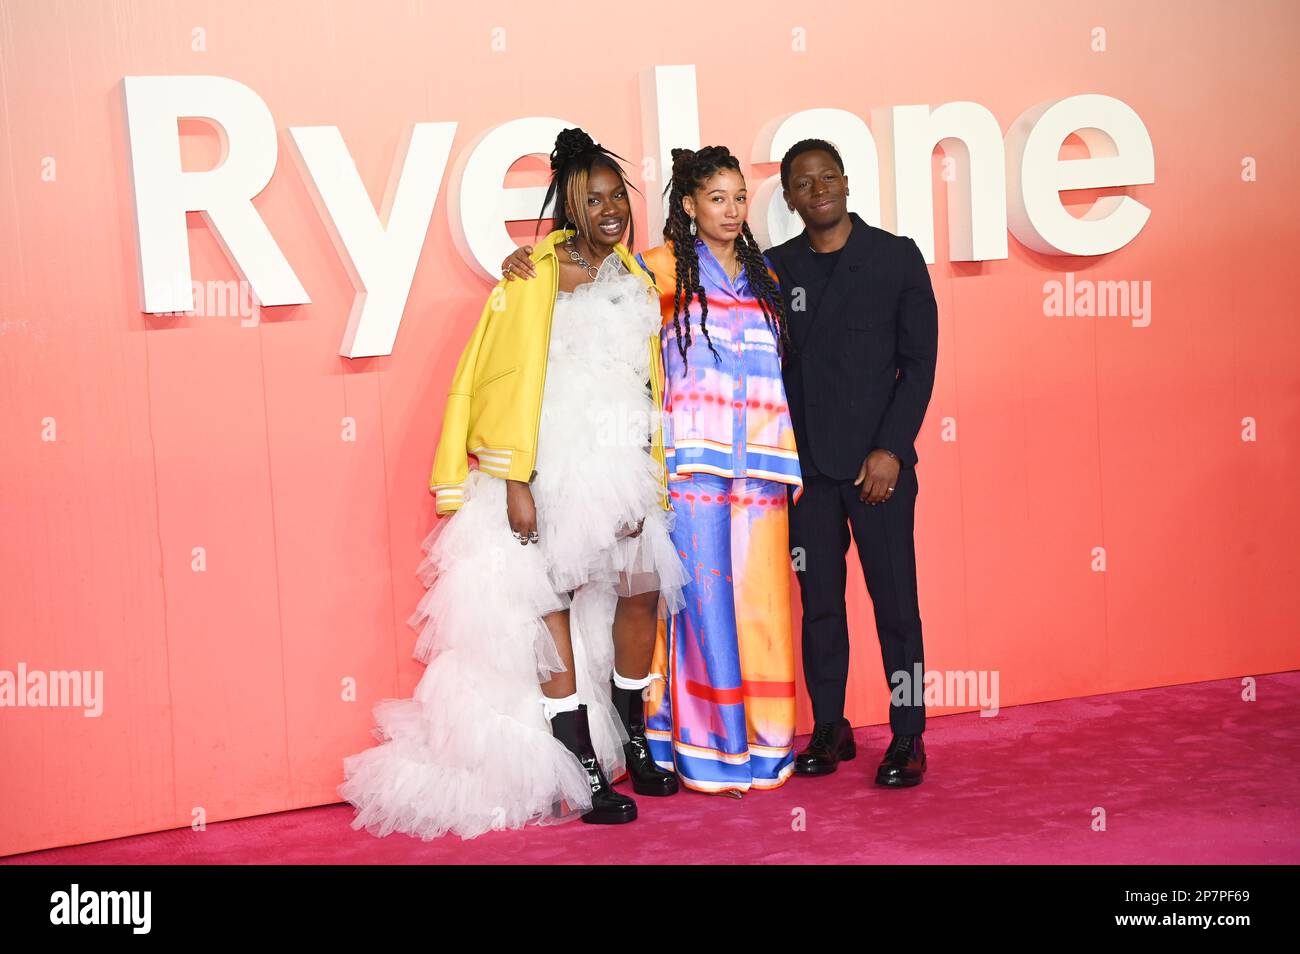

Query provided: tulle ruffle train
[339,258,690,841]
[338,471,628,841]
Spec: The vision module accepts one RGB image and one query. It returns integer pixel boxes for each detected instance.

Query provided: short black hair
[780,138,845,191]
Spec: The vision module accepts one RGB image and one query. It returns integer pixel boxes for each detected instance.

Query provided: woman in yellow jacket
[339,129,688,840]
[502,146,803,797]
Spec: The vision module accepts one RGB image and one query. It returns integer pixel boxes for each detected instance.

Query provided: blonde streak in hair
[566,165,589,243]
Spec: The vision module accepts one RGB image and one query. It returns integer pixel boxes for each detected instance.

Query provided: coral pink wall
[1,0,1298,856]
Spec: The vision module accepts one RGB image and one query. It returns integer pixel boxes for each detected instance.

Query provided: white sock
[540,692,580,721]
[613,671,654,691]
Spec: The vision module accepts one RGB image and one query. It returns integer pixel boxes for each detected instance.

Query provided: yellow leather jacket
[429,228,670,515]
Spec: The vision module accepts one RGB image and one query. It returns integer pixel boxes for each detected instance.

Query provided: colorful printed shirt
[637,239,803,504]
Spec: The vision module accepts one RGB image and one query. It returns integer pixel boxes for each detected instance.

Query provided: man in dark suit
[766,139,938,787]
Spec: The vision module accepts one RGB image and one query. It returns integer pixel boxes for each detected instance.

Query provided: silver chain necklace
[565,236,600,279]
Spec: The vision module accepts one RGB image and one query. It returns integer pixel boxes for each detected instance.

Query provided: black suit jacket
[768,212,938,479]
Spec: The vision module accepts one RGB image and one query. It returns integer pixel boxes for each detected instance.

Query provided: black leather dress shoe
[794,718,856,776]
[874,733,926,787]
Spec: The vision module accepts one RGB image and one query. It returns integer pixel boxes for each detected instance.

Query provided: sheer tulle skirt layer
[339,266,689,841]
[338,472,632,841]
[531,300,688,616]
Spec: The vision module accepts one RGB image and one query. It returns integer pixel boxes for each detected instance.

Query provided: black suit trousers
[789,467,926,735]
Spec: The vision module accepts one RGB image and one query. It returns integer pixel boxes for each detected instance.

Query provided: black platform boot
[550,704,638,824]
[612,683,679,796]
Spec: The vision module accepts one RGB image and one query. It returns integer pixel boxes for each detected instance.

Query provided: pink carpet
[6,672,1298,865]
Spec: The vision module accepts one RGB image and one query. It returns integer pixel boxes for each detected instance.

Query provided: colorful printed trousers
[646,472,797,792]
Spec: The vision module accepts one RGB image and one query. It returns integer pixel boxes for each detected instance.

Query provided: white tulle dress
[339,255,688,841]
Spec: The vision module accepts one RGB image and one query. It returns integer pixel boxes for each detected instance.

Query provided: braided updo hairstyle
[662,145,789,376]
[536,127,638,250]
